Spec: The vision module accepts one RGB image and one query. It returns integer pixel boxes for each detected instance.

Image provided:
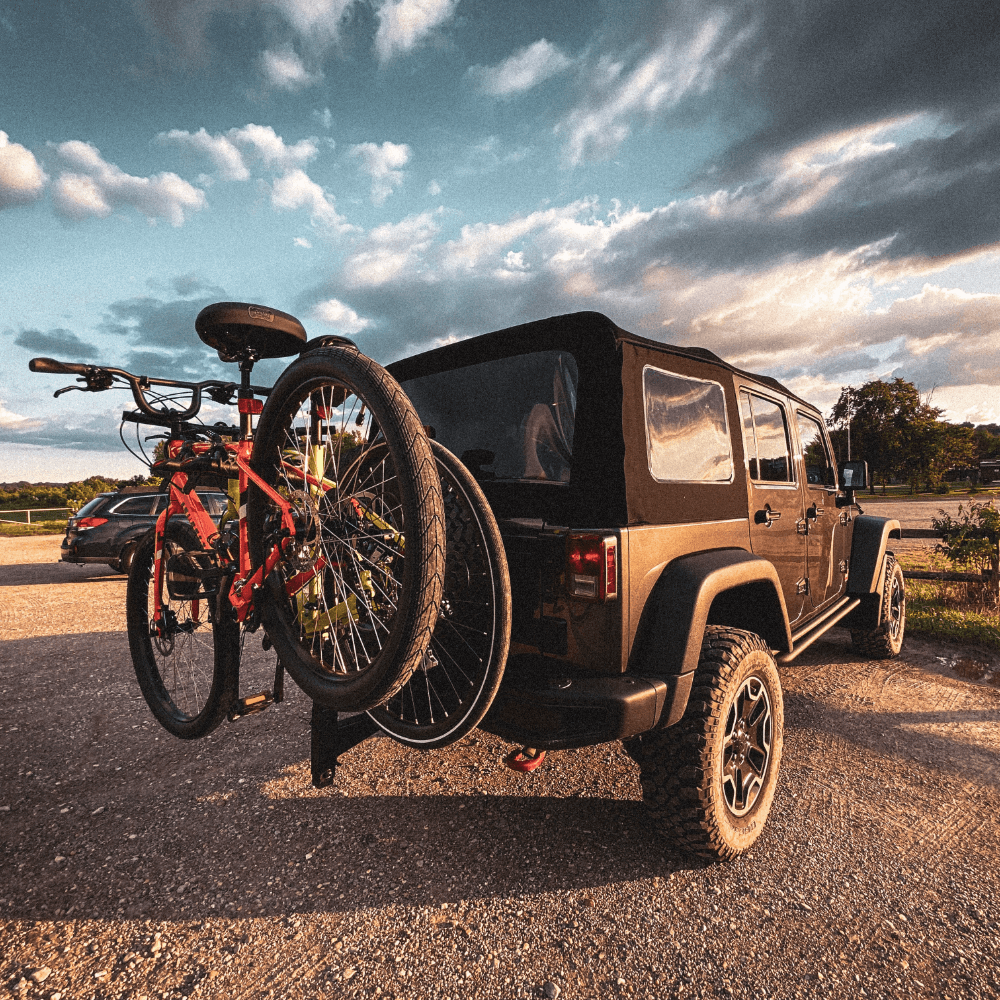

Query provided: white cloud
[159,124,317,179]
[294,236,313,248]
[374,0,457,61]
[50,140,205,225]
[0,399,42,431]
[467,39,572,97]
[344,210,441,287]
[559,11,739,165]
[349,141,410,204]
[427,179,441,196]
[158,127,249,181]
[260,46,323,90]
[312,298,371,333]
[228,124,318,170]
[270,0,354,43]
[271,168,352,231]
[0,131,47,207]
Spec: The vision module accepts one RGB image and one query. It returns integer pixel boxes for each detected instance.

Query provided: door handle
[807,504,824,520]
[754,505,781,527]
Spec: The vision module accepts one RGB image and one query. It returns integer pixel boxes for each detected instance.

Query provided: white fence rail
[0,507,72,524]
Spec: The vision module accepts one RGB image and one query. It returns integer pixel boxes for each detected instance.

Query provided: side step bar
[778,595,860,664]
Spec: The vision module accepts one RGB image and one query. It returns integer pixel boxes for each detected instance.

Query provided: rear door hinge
[796,578,809,595]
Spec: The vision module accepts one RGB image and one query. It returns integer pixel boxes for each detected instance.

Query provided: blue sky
[2,0,999,480]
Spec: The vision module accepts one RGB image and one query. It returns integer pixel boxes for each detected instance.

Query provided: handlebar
[29,356,271,423]
[122,410,241,438]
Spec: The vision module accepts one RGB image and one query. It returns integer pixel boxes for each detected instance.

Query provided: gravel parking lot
[2,531,999,1000]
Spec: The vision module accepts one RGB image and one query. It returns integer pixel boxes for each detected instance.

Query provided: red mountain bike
[31,302,447,737]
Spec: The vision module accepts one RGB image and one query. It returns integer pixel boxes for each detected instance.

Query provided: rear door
[739,389,808,626]
[794,410,846,609]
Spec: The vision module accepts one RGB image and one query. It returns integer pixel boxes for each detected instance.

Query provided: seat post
[237,350,259,439]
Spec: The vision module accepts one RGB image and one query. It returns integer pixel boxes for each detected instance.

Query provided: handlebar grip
[29,357,89,375]
[122,409,172,429]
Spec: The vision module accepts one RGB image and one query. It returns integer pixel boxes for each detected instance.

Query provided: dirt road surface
[2,533,999,1000]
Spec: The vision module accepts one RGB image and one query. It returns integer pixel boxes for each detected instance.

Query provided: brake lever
[53,370,115,397]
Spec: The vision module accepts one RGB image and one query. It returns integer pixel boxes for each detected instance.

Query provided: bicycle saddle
[196,302,307,360]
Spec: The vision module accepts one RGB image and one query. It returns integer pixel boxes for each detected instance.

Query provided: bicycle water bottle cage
[196,302,307,362]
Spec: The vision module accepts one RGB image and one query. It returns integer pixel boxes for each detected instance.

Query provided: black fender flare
[629,548,792,680]
[847,515,901,596]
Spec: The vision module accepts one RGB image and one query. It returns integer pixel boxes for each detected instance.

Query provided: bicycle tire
[368,441,511,749]
[126,522,239,739]
[247,346,446,713]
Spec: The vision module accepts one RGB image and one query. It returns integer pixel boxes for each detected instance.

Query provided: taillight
[76,517,108,529]
[566,533,618,601]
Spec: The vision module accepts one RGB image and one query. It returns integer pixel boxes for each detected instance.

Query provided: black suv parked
[61,488,227,573]
[377,310,904,859]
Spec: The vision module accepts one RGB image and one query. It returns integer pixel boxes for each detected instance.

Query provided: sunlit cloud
[49,140,205,225]
[312,298,371,334]
[260,46,324,91]
[374,0,458,62]
[0,131,47,208]
[468,39,572,97]
[349,140,410,204]
[271,168,353,231]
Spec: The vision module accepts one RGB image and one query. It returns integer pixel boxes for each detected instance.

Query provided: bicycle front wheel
[248,346,445,713]
[126,522,239,739]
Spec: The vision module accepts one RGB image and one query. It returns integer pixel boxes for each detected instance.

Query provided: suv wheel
[118,542,137,576]
[850,553,905,659]
[631,626,784,861]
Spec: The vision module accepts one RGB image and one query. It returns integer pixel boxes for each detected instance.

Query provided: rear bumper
[480,656,694,750]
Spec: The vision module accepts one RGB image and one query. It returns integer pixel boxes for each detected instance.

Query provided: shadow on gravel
[2,786,709,924]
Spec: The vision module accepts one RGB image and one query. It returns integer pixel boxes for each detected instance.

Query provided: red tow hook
[503,746,546,772]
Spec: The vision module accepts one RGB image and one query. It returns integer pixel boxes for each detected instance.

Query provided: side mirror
[837,460,868,506]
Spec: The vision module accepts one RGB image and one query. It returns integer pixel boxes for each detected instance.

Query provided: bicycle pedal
[229,690,274,720]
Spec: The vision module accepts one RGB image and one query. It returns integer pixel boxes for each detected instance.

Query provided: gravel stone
[3,533,1000,1000]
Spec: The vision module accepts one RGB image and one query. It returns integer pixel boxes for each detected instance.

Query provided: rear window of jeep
[402,351,578,483]
[643,366,734,483]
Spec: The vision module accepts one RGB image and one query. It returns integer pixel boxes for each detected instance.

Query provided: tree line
[0,474,157,511]
[830,378,1000,494]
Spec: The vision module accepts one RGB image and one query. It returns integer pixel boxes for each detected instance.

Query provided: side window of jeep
[740,391,794,483]
[643,366,734,482]
[796,411,836,487]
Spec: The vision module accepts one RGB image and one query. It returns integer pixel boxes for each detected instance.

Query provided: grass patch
[906,596,1000,653]
[0,520,68,537]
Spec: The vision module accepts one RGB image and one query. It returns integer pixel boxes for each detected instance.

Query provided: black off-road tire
[850,554,905,659]
[248,346,446,713]
[631,626,784,861]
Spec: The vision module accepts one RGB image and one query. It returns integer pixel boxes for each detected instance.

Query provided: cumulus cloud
[49,140,205,225]
[271,168,352,231]
[312,298,371,334]
[0,400,43,432]
[260,45,323,90]
[14,328,101,360]
[374,0,457,62]
[467,39,572,97]
[343,210,441,287]
[349,141,410,204]
[0,131,47,208]
[159,124,317,180]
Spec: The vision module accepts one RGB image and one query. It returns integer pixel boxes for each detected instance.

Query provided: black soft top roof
[388,311,815,412]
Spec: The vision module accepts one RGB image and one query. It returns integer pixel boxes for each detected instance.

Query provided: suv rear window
[643,366,733,483]
[402,351,578,483]
[75,496,110,517]
[110,496,158,516]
